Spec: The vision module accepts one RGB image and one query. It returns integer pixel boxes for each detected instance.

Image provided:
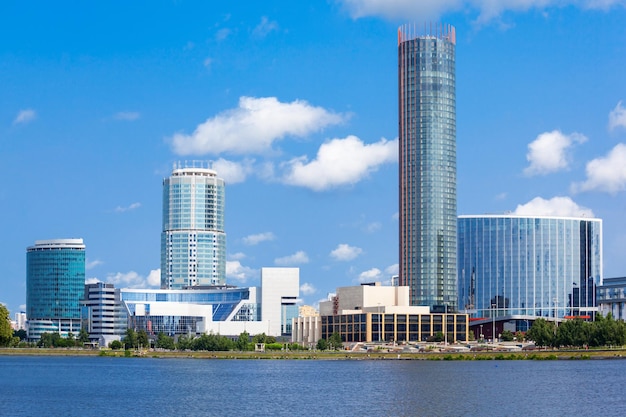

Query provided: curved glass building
[26,239,85,340]
[457,215,602,320]
[161,162,226,289]
[398,24,457,309]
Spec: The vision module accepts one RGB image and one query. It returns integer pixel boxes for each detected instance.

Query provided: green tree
[316,338,328,350]
[0,305,13,347]
[252,333,267,344]
[38,332,53,348]
[13,329,27,341]
[155,332,176,350]
[177,334,193,350]
[236,331,250,351]
[137,330,149,349]
[123,328,137,349]
[78,328,90,344]
[109,340,123,350]
[500,330,514,342]
[329,333,343,350]
[527,318,555,347]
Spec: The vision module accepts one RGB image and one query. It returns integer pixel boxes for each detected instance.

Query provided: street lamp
[491,303,496,344]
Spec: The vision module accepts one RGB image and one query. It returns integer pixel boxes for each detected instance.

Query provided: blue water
[0,355,624,416]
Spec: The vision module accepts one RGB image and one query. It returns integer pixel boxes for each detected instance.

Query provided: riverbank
[2,347,626,360]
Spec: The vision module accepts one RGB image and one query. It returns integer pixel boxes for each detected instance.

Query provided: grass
[1,347,624,361]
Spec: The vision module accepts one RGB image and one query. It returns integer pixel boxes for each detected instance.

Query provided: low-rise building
[293,283,469,347]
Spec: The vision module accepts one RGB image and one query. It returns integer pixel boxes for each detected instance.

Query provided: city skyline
[2,2,626,316]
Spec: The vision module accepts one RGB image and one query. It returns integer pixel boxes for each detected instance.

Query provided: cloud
[226,260,257,283]
[523,130,587,176]
[253,16,279,38]
[330,244,363,261]
[169,96,345,156]
[571,143,626,194]
[85,277,101,284]
[300,283,317,296]
[357,267,383,283]
[281,135,398,191]
[215,28,231,41]
[86,259,104,270]
[114,202,141,213]
[338,0,626,23]
[211,158,254,184]
[609,101,626,131]
[275,251,309,266]
[105,269,160,289]
[228,252,246,261]
[203,57,213,69]
[384,264,399,276]
[513,196,594,217]
[114,111,140,121]
[364,222,381,233]
[243,232,276,245]
[13,109,36,125]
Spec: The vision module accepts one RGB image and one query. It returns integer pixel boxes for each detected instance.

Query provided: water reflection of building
[457,215,602,336]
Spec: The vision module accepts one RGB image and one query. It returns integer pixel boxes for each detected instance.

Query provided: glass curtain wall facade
[26,239,86,339]
[398,23,457,309]
[161,162,226,289]
[457,215,602,320]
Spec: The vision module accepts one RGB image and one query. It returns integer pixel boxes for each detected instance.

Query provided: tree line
[527,313,626,348]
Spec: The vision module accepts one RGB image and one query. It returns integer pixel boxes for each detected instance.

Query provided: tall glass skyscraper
[457,215,602,320]
[398,24,457,309]
[26,238,85,340]
[161,162,226,289]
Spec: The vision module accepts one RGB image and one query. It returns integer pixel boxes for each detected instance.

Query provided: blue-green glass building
[398,24,457,309]
[26,239,86,340]
[457,215,602,322]
[161,162,226,289]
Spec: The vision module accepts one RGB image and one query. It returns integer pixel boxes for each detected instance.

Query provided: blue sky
[2,1,626,316]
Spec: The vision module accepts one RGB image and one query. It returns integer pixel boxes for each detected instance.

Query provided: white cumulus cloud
[105,270,160,289]
[212,158,254,184]
[571,143,626,194]
[339,0,626,23]
[169,96,345,156]
[513,196,594,217]
[330,244,363,261]
[243,232,276,245]
[300,283,317,296]
[86,259,104,270]
[523,130,587,176]
[358,267,383,283]
[609,101,626,131]
[275,251,309,266]
[281,135,398,191]
[13,109,36,125]
[385,264,399,276]
[85,277,101,285]
[226,260,257,283]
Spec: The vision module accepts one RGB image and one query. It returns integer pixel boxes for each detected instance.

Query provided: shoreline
[2,347,625,361]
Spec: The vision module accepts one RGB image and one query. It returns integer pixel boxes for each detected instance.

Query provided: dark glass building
[398,24,457,309]
[26,239,85,340]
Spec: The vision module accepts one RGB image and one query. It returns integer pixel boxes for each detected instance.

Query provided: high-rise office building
[398,24,457,309]
[457,215,602,323]
[161,162,226,289]
[26,239,85,340]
